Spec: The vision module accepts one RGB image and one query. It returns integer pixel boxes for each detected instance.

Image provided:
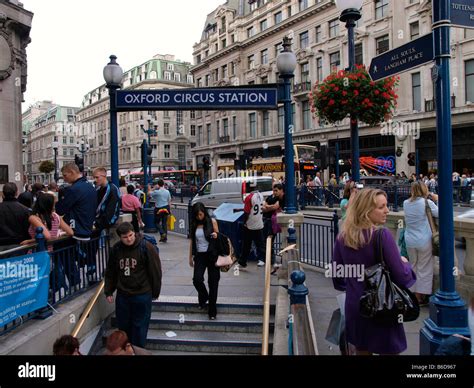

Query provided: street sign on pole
[369,33,434,81]
[451,0,474,29]
[116,86,279,111]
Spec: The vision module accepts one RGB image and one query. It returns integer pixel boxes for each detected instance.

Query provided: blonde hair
[93,167,107,176]
[409,181,428,201]
[339,188,387,250]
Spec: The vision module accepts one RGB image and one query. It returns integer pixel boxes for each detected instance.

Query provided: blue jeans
[115,291,152,348]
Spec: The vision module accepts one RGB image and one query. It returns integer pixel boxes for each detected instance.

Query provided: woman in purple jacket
[332,188,416,355]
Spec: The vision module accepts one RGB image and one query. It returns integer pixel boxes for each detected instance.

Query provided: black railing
[293,81,312,95]
[0,231,109,336]
[425,95,456,112]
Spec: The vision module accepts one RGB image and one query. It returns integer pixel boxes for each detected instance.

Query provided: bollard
[35,227,47,252]
[288,270,308,305]
[143,205,158,233]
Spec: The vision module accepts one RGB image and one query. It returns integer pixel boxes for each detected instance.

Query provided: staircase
[98,296,275,355]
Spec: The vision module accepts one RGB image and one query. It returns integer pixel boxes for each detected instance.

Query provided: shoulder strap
[425,199,437,233]
[373,228,385,266]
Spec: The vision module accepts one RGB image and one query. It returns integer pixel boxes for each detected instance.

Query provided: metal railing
[0,230,110,336]
[261,236,272,355]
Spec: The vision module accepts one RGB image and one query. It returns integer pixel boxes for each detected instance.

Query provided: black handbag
[359,229,419,325]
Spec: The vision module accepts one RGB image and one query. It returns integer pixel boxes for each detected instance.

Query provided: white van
[191,176,274,208]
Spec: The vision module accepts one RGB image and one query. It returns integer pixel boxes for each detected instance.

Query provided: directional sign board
[369,33,434,81]
[116,86,278,111]
[451,0,474,29]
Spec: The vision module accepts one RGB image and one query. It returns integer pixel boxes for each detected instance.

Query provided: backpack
[141,234,159,257]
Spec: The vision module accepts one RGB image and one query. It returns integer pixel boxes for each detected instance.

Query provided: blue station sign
[451,0,474,29]
[369,33,434,81]
[116,86,279,110]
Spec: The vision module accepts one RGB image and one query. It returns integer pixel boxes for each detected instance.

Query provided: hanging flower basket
[309,65,399,127]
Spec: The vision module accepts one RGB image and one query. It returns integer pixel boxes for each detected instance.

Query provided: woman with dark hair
[23,193,74,246]
[188,202,219,319]
[119,177,127,197]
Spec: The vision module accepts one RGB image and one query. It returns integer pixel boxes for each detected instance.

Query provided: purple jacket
[332,228,416,354]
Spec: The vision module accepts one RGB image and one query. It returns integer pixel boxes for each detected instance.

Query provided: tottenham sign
[116,85,279,110]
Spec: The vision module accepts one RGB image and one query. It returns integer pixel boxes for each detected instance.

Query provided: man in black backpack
[105,222,162,348]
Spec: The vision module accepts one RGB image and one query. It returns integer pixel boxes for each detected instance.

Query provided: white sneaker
[257,260,265,267]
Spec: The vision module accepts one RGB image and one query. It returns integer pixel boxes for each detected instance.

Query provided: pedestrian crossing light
[407,152,416,166]
[147,146,153,166]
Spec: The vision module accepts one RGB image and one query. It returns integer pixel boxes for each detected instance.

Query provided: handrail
[71,280,105,338]
[261,236,272,355]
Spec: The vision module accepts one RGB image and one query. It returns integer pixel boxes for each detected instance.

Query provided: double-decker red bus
[129,169,201,188]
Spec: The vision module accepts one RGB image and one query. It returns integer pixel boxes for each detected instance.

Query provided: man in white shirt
[238,182,266,268]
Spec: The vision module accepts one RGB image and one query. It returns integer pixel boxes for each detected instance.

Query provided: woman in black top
[188,202,219,319]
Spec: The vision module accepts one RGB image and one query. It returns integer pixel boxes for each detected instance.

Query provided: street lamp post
[420,0,469,354]
[139,117,158,179]
[335,0,363,183]
[51,141,59,183]
[276,37,297,214]
[103,55,123,188]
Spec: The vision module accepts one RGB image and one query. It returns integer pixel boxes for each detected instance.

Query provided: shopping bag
[325,308,345,346]
[167,214,176,231]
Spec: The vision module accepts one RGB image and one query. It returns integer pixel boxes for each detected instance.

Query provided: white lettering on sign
[452,3,474,12]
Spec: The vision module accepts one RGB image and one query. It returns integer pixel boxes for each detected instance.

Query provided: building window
[167,63,174,71]
[329,51,340,71]
[375,0,389,20]
[275,42,283,57]
[329,19,339,38]
[164,71,171,80]
[247,26,255,38]
[198,125,202,146]
[222,39,227,49]
[249,113,257,138]
[260,19,268,31]
[302,100,311,130]
[248,54,255,69]
[187,75,194,83]
[232,116,237,139]
[316,57,323,82]
[261,49,268,65]
[355,43,363,65]
[299,0,308,12]
[278,106,284,133]
[164,123,170,135]
[205,74,211,86]
[164,144,170,159]
[299,31,309,49]
[315,25,322,43]
[176,110,183,133]
[222,64,228,79]
[262,111,269,136]
[274,11,282,24]
[174,73,181,82]
[207,124,211,145]
[301,63,310,84]
[412,72,421,111]
[191,125,196,136]
[465,60,474,102]
[222,118,228,137]
[410,21,419,40]
[231,61,236,75]
[287,5,292,17]
[376,35,390,54]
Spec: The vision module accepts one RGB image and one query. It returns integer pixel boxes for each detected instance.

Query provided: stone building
[0,0,32,190]
[190,0,474,180]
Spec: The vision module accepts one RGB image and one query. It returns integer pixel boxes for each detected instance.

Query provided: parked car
[191,176,274,208]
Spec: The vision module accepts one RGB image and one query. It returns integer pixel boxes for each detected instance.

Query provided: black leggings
[192,252,220,317]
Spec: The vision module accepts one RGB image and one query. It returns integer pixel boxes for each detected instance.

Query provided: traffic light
[147,145,153,166]
[396,147,403,157]
[74,155,84,172]
[140,140,146,167]
[407,152,416,166]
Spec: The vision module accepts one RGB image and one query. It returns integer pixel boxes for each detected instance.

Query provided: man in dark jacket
[93,167,121,231]
[0,182,31,251]
[56,163,97,284]
[105,222,162,348]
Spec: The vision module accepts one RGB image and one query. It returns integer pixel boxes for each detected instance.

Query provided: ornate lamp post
[51,141,59,182]
[276,37,297,214]
[103,55,123,187]
[335,0,363,183]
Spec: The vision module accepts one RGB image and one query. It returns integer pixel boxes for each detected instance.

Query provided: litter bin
[213,203,245,260]
[143,206,157,233]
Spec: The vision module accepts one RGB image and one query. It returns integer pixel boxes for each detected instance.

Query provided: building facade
[0,0,32,190]
[190,0,474,181]
[24,104,80,183]
[76,54,196,178]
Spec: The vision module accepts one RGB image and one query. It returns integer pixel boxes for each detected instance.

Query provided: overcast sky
[20,0,224,111]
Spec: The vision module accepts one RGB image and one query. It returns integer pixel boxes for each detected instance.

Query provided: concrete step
[146,311,275,333]
[145,328,272,355]
[153,296,275,315]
